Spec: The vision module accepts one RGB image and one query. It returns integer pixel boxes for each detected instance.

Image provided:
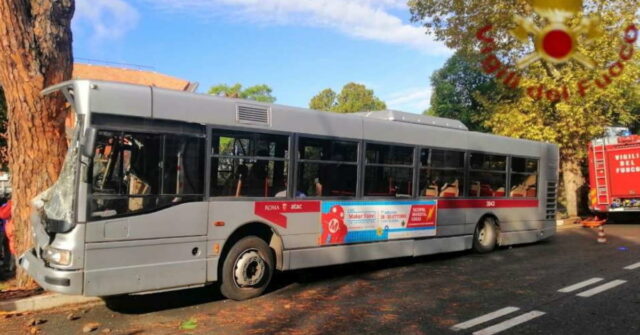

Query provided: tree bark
[0,0,74,287]
[561,159,584,218]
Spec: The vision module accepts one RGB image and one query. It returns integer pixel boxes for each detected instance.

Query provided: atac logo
[476,0,638,102]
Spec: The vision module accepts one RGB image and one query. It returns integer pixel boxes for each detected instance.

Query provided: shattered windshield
[34,115,80,224]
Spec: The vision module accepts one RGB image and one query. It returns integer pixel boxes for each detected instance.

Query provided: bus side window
[364,143,413,197]
[468,153,507,198]
[297,137,358,197]
[419,149,464,198]
[90,132,163,219]
[89,132,205,220]
[210,130,288,197]
[510,157,538,198]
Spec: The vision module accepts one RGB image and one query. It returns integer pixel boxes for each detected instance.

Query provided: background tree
[309,88,337,112]
[208,83,276,103]
[427,51,515,132]
[410,0,639,216]
[0,0,75,286]
[309,82,387,113]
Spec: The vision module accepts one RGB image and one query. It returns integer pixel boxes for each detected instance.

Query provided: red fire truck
[588,127,640,216]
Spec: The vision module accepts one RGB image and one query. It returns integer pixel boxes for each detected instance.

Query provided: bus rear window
[510,157,538,198]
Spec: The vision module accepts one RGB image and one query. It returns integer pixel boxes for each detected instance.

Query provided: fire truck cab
[588,127,640,214]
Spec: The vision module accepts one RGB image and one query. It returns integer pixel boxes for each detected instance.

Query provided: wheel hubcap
[233,249,265,287]
[478,225,487,244]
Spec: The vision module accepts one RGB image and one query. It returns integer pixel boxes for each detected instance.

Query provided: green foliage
[309,82,386,113]
[409,0,639,159]
[428,51,515,131]
[208,83,276,103]
[309,88,337,111]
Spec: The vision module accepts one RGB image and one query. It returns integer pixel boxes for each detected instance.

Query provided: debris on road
[66,312,80,321]
[82,322,101,333]
[27,318,47,326]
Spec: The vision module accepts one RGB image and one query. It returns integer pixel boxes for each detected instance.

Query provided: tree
[309,82,387,113]
[309,88,337,112]
[0,0,74,286]
[208,83,276,103]
[409,0,639,216]
[428,51,514,131]
[0,87,7,169]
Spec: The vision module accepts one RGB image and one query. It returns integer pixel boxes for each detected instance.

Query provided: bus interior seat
[128,174,151,211]
[480,184,493,197]
[470,181,480,196]
[439,180,459,197]
[494,187,505,197]
[424,184,438,197]
[526,186,537,197]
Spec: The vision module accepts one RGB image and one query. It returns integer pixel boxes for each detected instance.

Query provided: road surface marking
[624,262,640,270]
[557,277,604,293]
[472,311,546,335]
[451,307,520,331]
[576,279,627,298]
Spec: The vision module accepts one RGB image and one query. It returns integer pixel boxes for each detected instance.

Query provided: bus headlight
[43,247,72,266]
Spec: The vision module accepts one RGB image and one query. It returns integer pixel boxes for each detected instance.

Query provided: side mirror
[82,127,97,158]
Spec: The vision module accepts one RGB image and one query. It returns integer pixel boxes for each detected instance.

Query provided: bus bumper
[18,249,83,295]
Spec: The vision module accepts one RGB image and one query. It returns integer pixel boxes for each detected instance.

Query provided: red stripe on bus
[437,199,539,209]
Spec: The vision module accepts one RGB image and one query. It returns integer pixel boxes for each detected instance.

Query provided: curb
[0,293,103,313]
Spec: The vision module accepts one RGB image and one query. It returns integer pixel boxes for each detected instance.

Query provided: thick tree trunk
[0,0,74,287]
[561,159,584,218]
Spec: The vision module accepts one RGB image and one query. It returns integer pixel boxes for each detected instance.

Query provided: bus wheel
[473,217,498,253]
[220,236,274,301]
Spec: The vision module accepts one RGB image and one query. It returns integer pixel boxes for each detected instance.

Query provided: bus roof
[51,79,555,157]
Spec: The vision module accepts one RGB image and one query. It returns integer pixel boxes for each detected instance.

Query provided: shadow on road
[102,284,225,314]
[101,249,475,315]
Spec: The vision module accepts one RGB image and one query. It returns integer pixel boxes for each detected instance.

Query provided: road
[3,224,640,335]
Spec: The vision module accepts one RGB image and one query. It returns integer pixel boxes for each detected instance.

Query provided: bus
[19,80,559,301]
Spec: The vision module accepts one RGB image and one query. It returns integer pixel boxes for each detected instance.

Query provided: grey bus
[19,80,559,300]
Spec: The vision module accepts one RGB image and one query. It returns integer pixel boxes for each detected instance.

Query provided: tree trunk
[561,159,584,218]
[0,0,74,287]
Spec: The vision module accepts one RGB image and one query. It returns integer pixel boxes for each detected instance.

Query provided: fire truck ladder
[592,141,610,205]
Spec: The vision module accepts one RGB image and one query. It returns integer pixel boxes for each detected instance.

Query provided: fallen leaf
[180,318,198,330]
[27,318,47,326]
[67,313,80,321]
[83,322,101,333]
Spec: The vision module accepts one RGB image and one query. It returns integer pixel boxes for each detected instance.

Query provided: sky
[72,0,453,114]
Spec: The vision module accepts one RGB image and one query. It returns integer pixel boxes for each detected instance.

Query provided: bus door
[83,130,208,296]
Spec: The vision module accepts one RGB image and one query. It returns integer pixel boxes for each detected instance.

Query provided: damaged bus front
[18,81,93,294]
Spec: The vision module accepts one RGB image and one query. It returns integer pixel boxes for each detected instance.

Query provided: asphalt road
[3,223,640,335]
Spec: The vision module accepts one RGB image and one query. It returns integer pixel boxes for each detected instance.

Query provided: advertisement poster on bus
[320,200,437,245]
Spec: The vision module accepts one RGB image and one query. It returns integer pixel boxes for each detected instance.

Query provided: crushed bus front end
[19,148,86,295]
[18,81,89,295]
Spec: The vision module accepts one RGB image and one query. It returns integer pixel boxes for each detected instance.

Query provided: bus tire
[473,216,498,253]
[220,236,274,301]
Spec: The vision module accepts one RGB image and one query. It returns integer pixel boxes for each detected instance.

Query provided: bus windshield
[35,114,80,227]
